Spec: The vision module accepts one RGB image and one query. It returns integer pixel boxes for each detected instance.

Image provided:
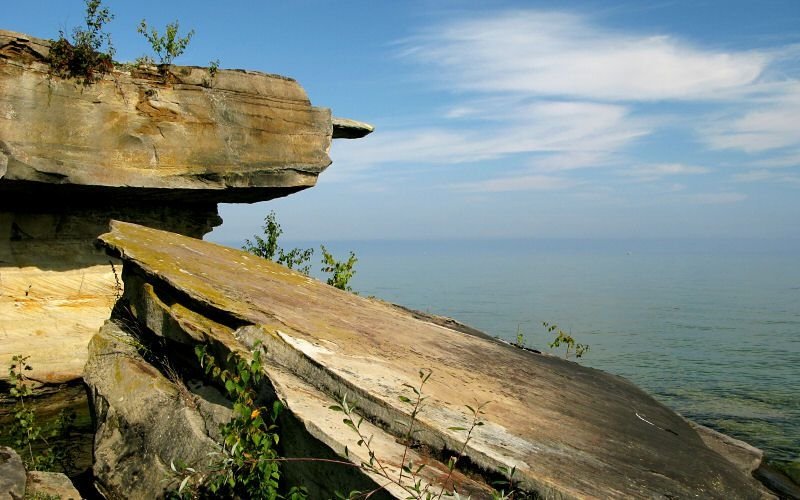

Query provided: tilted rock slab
[98,220,771,499]
[0,29,334,203]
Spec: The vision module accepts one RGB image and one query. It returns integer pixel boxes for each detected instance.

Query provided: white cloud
[451,174,575,193]
[621,163,711,181]
[403,10,768,101]
[328,7,797,210]
[733,169,800,184]
[703,83,800,152]
[683,192,748,204]
[330,100,647,175]
[754,150,800,168]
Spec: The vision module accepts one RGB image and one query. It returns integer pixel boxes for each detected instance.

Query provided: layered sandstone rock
[0,29,335,203]
[94,220,772,499]
[0,28,371,386]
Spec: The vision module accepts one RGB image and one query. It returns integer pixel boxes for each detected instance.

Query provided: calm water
[220,237,800,463]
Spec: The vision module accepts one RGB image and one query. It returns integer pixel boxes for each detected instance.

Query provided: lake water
[216,237,800,464]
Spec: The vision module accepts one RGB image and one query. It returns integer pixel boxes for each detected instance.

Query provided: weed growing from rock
[138,19,195,67]
[168,345,306,499]
[320,245,358,291]
[331,370,521,499]
[244,211,316,276]
[6,355,77,473]
[543,322,589,359]
[48,0,115,84]
[203,59,221,88]
[243,211,360,288]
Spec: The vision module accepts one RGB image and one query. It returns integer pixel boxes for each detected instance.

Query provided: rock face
[0,446,26,500]
[96,220,772,499]
[0,29,336,203]
[25,471,81,500]
[0,204,221,384]
[84,320,232,499]
[0,28,371,387]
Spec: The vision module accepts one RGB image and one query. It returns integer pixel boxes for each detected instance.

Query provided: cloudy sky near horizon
[6,1,800,242]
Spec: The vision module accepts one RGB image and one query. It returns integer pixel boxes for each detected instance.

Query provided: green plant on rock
[320,245,357,291]
[543,322,589,359]
[49,0,115,83]
[331,370,520,499]
[243,211,360,287]
[514,324,526,348]
[138,19,195,67]
[168,345,306,499]
[6,355,77,473]
[202,59,221,88]
[243,211,315,275]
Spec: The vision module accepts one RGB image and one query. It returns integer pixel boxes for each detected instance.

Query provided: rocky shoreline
[1,28,797,499]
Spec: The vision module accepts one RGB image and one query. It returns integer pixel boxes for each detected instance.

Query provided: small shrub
[243,211,359,287]
[543,322,589,359]
[514,324,526,348]
[243,211,315,275]
[332,370,520,499]
[203,59,221,88]
[320,245,357,291]
[6,355,77,473]
[168,345,306,499]
[48,0,115,84]
[138,19,195,67]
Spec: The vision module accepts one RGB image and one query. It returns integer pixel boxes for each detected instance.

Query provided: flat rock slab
[0,30,333,203]
[99,221,769,499]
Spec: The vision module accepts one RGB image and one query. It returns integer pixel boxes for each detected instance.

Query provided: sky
[5,1,800,242]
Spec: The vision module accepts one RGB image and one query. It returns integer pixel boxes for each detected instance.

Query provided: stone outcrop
[0,28,372,387]
[0,29,339,203]
[94,220,773,499]
[25,471,81,500]
[0,204,221,385]
[84,320,231,499]
[332,117,375,139]
[0,447,81,500]
[0,447,26,500]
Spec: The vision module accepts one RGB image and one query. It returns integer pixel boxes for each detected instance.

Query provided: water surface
[218,237,800,463]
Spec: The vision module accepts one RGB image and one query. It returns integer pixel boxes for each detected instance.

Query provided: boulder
[97,220,773,499]
[25,471,80,500]
[0,447,26,500]
[84,319,231,499]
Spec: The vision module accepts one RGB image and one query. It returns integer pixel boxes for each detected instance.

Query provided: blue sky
[6,1,800,242]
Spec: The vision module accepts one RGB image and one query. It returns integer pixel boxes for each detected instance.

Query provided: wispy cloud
[733,169,800,184]
[703,84,800,152]
[402,10,768,101]
[754,150,800,168]
[451,174,576,193]
[621,163,711,181]
[682,192,748,204]
[330,7,798,203]
[331,100,647,174]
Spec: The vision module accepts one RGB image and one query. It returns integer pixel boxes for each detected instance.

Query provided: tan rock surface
[0,29,333,203]
[25,471,81,500]
[99,220,771,499]
[85,320,229,499]
[0,205,220,384]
